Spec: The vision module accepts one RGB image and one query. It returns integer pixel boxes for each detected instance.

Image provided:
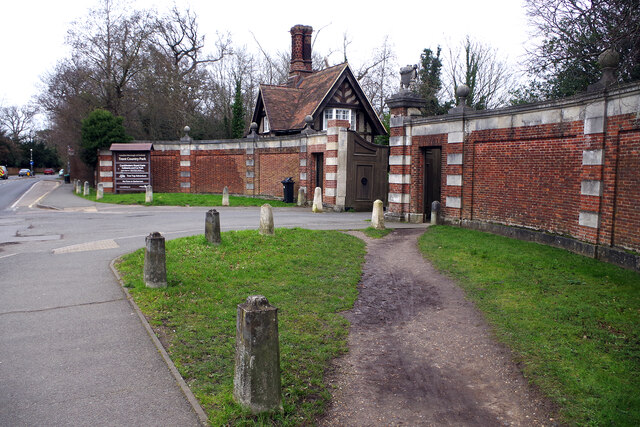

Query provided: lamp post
[30,149,33,176]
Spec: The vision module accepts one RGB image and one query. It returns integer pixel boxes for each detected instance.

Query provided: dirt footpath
[319,228,557,426]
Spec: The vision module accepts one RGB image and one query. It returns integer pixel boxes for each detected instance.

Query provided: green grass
[116,228,365,426]
[362,227,393,239]
[80,189,295,207]
[419,226,640,426]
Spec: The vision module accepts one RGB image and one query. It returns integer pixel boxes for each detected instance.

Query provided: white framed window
[323,108,356,130]
[263,116,270,133]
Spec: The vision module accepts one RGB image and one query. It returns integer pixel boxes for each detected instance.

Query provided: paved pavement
[1,182,419,426]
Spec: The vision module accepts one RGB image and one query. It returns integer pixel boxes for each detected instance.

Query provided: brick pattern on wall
[613,130,640,250]
[151,154,180,193]
[258,152,299,197]
[193,153,245,194]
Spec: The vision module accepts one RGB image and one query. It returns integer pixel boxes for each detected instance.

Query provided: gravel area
[318,228,558,426]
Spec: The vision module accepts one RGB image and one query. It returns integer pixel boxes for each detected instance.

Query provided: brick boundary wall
[97,125,349,207]
[386,81,640,263]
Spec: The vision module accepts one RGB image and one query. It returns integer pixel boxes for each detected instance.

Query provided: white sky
[0,0,531,110]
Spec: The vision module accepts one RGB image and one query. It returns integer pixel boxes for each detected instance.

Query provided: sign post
[109,143,153,193]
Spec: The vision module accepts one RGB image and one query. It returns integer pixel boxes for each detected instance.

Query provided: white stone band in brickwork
[388,193,410,204]
[99,171,113,178]
[325,173,337,181]
[447,175,462,186]
[180,146,191,155]
[579,211,600,228]
[246,183,254,190]
[246,171,254,178]
[180,160,191,167]
[447,131,464,143]
[446,196,461,208]
[99,160,113,167]
[300,173,307,180]
[246,159,254,166]
[581,180,602,196]
[324,188,336,197]
[325,157,338,166]
[389,174,411,184]
[447,153,463,165]
[584,100,605,135]
[180,182,191,188]
[102,182,113,188]
[389,136,408,146]
[325,141,338,150]
[300,158,307,167]
[582,149,603,165]
[389,155,411,165]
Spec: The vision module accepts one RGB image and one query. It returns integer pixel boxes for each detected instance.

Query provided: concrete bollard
[96,183,104,200]
[371,199,385,230]
[259,204,274,236]
[143,232,167,288]
[431,201,441,225]
[297,187,306,207]
[83,181,90,196]
[222,186,230,206]
[205,209,221,245]
[312,187,323,213]
[233,295,282,414]
[75,180,81,194]
[145,185,153,203]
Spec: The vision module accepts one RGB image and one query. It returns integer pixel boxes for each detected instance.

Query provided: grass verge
[361,227,393,239]
[419,226,640,426]
[80,189,295,207]
[116,228,365,426]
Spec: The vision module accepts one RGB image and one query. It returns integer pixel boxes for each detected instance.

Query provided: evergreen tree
[231,79,245,139]
[417,47,451,116]
[80,109,131,167]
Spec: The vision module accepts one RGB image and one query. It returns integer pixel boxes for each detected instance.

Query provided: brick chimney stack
[289,25,313,86]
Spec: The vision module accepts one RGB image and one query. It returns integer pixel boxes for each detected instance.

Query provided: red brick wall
[258,151,299,197]
[193,152,245,194]
[613,130,640,250]
[151,153,180,193]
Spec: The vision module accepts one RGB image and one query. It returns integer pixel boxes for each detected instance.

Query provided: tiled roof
[260,63,348,132]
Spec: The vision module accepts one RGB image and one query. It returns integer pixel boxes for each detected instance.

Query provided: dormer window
[323,108,356,131]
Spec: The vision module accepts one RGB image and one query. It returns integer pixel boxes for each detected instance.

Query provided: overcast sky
[0,0,531,109]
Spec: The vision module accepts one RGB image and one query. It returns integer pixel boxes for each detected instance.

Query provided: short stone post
[312,187,323,213]
[145,185,153,203]
[371,199,385,230]
[233,295,282,414]
[143,232,167,288]
[222,186,230,206]
[431,201,441,225]
[75,180,81,194]
[259,204,274,235]
[83,181,90,196]
[205,209,221,245]
[297,187,306,206]
[96,183,104,200]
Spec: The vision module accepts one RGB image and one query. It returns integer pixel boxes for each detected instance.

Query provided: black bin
[64,174,71,184]
[281,177,295,203]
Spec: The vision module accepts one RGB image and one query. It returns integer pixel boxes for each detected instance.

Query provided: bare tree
[66,0,155,115]
[444,36,513,109]
[0,105,38,143]
[355,36,398,116]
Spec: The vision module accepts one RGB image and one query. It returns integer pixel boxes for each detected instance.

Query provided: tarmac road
[0,181,373,426]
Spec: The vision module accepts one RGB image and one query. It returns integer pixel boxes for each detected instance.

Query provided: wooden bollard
[233,295,282,414]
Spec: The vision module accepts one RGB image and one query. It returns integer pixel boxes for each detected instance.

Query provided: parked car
[0,166,7,179]
[18,169,31,177]
[43,168,55,175]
